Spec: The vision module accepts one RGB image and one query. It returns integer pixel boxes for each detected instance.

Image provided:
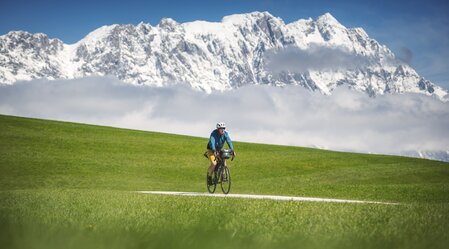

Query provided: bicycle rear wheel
[220,166,231,194]
[207,171,217,193]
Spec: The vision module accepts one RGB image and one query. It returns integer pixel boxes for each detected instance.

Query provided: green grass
[0,114,448,249]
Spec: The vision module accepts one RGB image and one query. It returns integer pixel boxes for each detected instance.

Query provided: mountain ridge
[0,11,447,100]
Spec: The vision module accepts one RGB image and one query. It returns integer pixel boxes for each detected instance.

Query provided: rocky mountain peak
[0,12,447,101]
[316,12,341,26]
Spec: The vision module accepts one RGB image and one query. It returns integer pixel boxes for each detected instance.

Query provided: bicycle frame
[213,156,225,183]
[214,152,234,170]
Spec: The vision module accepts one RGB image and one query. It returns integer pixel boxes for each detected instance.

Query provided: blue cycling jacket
[207,129,234,152]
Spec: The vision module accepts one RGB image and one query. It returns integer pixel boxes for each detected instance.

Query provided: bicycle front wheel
[220,166,231,194]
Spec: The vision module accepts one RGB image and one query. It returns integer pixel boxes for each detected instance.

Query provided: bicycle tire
[220,166,231,194]
[207,171,217,193]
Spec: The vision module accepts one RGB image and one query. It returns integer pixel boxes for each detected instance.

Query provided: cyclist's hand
[232,151,236,157]
[213,151,219,157]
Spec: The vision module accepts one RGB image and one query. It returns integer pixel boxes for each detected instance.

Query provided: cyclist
[206,122,236,185]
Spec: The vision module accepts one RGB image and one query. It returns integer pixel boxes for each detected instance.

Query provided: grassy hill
[0,114,448,249]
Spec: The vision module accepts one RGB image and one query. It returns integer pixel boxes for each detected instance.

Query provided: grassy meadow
[0,114,448,249]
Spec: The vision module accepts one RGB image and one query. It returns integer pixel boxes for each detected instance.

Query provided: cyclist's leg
[208,161,217,176]
[207,150,217,176]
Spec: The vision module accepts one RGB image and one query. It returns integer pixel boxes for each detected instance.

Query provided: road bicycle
[205,149,234,194]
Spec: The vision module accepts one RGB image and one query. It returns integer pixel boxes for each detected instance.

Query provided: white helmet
[216,122,226,129]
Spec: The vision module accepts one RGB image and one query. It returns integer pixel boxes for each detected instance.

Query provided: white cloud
[265,44,372,73]
[1,77,448,160]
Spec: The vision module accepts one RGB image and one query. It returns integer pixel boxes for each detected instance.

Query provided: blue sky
[1,0,448,89]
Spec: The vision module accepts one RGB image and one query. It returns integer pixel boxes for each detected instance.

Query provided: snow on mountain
[0,11,447,101]
[404,150,449,163]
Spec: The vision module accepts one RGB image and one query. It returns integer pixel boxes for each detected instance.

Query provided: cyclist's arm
[210,135,216,152]
[225,132,234,151]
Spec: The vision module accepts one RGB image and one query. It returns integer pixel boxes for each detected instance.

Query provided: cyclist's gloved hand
[213,151,219,157]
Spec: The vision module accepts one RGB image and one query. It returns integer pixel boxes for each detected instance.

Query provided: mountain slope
[0,12,447,100]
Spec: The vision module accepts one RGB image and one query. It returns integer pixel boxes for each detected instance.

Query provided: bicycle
[205,149,234,194]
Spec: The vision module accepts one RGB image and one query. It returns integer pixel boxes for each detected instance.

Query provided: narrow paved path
[137,191,399,205]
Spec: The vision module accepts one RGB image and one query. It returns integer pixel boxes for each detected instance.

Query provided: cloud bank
[1,77,448,161]
[265,44,372,73]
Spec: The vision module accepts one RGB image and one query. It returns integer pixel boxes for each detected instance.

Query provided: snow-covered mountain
[0,11,447,100]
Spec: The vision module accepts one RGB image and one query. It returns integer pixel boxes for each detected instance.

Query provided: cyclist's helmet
[216,122,226,129]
